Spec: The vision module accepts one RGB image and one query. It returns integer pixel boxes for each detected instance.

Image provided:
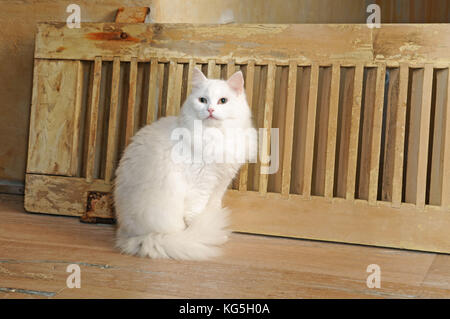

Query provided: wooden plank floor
[0,194,449,299]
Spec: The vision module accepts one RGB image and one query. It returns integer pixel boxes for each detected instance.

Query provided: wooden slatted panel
[104,57,121,183]
[415,64,434,209]
[441,66,450,208]
[302,64,319,198]
[125,57,138,145]
[280,62,298,197]
[146,58,158,125]
[85,57,102,182]
[345,64,364,200]
[238,60,255,192]
[324,64,340,199]
[259,63,276,195]
[391,63,409,207]
[368,64,386,205]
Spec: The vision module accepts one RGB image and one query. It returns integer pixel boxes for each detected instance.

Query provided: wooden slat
[226,60,236,79]
[380,68,399,202]
[324,64,340,199]
[145,58,158,125]
[345,64,364,200]
[104,57,121,183]
[302,64,319,198]
[281,62,298,196]
[174,63,184,114]
[259,63,276,195]
[404,68,424,204]
[186,59,195,97]
[391,63,409,207]
[225,61,241,190]
[239,61,255,192]
[157,63,166,118]
[36,23,380,64]
[428,68,448,206]
[70,61,84,176]
[165,60,181,116]
[415,64,434,209]
[441,66,450,208]
[125,57,138,145]
[85,57,102,182]
[207,60,220,79]
[26,59,41,173]
[368,64,386,205]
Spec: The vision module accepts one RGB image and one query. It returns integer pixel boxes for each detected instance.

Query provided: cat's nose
[208,108,215,114]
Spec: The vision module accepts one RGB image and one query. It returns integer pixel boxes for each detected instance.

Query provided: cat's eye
[218,97,228,104]
[199,97,207,104]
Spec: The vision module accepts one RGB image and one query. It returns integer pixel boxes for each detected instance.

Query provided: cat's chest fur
[183,131,241,189]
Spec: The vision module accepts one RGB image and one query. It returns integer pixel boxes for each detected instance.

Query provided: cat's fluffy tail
[116,206,230,260]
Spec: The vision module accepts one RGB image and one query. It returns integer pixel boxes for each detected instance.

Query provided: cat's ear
[227,71,244,95]
[192,67,207,90]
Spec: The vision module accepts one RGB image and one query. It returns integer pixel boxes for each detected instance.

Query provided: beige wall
[0,0,447,189]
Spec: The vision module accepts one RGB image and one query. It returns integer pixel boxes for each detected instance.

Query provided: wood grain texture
[225,190,450,254]
[391,64,409,207]
[125,57,138,145]
[114,7,149,23]
[69,61,84,176]
[3,194,450,299]
[415,64,433,209]
[259,63,276,195]
[368,65,386,205]
[35,23,376,64]
[345,64,364,200]
[404,68,424,204]
[324,64,340,199]
[84,57,102,182]
[104,57,121,183]
[27,60,79,176]
[427,68,448,206]
[441,67,450,208]
[280,62,298,196]
[302,64,319,198]
[146,58,159,125]
[238,61,255,192]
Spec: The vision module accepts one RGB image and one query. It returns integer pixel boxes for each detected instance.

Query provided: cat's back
[117,116,179,171]
[133,116,178,145]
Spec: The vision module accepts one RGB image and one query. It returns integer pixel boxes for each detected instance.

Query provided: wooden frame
[26,23,450,253]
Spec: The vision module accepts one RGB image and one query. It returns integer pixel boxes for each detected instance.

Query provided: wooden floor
[0,194,449,299]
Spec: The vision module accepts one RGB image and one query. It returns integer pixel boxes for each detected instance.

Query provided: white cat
[114,68,256,260]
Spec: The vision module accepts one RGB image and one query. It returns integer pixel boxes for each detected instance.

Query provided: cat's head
[180,68,251,127]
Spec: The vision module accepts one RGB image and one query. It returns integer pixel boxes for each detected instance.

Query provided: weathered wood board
[25,23,450,254]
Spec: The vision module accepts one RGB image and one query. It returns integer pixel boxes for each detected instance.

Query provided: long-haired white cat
[114,68,256,260]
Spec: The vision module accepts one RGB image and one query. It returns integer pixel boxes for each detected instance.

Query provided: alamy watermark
[366,264,381,288]
[170,121,279,174]
[66,4,81,29]
[66,264,81,288]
